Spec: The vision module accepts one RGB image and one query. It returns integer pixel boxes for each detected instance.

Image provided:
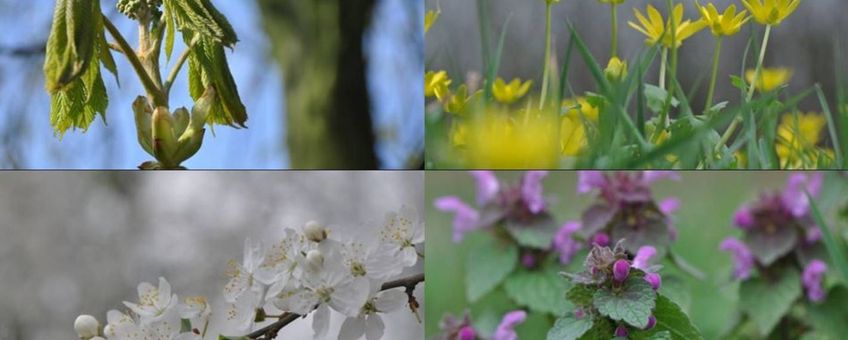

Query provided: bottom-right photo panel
[425,171,848,340]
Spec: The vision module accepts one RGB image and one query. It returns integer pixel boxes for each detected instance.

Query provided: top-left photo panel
[0,0,424,169]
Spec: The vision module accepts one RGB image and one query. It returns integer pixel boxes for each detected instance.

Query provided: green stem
[610,4,618,58]
[716,25,772,152]
[659,48,668,90]
[164,36,199,94]
[539,2,553,109]
[704,37,723,115]
[102,15,166,107]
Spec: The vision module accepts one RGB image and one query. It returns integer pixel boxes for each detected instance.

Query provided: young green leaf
[593,276,657,328]
[547,316,593,340]
[465,232,518,302]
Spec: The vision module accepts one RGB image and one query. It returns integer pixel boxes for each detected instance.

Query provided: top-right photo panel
[425,0,848,170]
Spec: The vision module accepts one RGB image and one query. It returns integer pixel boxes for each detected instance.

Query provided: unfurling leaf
[165,0,238,46]
[133,96,154,156]
[187,36,247,127]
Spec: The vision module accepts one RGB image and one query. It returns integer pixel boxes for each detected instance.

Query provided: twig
[165,36,200,93]
[102,14,165,106]
[245,273,425,339]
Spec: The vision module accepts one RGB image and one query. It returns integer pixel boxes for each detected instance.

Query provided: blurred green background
[425,171,847,339]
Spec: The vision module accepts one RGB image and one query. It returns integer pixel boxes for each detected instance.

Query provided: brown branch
[245,273,424,339]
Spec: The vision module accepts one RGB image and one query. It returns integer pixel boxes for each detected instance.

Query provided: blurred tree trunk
[258,0,378,169]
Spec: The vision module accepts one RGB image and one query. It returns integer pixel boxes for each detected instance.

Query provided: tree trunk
[258,0,378,169]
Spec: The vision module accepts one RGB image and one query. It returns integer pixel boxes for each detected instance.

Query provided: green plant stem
[659,48,668,90]
[704,37,723,115]
[610,4,618,58]
[102,15,165,107]
[539,2,553,109]
[165,37,199,93]
[716,25,772,153]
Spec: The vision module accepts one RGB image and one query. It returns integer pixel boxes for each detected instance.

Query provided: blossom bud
[605,57,628,82]
[645,272,662,291]
[102,324,113,337]
[644,315,657,330]
[458,325,476,340]
[304,221,328,242]
[305,249,324,271]
[613,259,630,283]
[74,314,99,339]
[614,325,628,337]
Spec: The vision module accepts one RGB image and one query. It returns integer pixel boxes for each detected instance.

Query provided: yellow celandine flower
[444,85,481,115]
[561,97,599,156]
[695,2,751,37]
[492,77,533,105]
[604,57,628,82]
[776,112,828,168]
[629,4,705,48]
[450,121,468,146]
[466,109,559,168]
[425,71,451,101]
[425,10,439,34]
[745,67,792,92]
[741,0,801,26]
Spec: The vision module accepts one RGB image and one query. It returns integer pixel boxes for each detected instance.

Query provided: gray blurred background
[0,171,424,339]
[426,0,848,112]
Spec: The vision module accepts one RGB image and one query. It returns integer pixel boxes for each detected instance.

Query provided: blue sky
[0,0,423,169]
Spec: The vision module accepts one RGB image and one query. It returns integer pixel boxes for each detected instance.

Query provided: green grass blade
[806,191,848,284]
[815,84,844,167]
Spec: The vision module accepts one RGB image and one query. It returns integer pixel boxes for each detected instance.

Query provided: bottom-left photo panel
[0,171,424,340]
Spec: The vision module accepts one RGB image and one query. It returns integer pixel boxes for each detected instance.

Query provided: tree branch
[245,273,425,339]
[102,14,166,107]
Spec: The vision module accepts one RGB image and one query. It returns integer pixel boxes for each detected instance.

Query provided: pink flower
[434,196,480,243]
[458,326,476,340]
[733,206,755,230]
[614,325,628,337]
[645,273,662,291]
[658,197,680,215]
[781,173,823,218]
[644,315,657,330]
[613,259,631,283]
[469,171,499,206]
[521,171,548,214]
[632,246,657,270]
[591,232,610,247]
[577,171,607,194]
[719,237,754,280]
[493,310,526,340]
[802,260,828,302]
[553,221,583,265]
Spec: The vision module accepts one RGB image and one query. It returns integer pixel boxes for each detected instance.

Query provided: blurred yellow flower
[776,112,827,168]
[450,121,468,146]
[560,97,599,156]
[425,71,451,101]
[696,3,750,37]
[466,109,559,168]
[746,67,792,92]
[492,77,532,105]
[741,0,800,26]
[425,10,439,34]
[629,4,705,48]
[604,57,628,82]
[444,85,480,115]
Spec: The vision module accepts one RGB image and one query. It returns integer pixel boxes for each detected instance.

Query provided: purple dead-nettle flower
[802,260,828,302]
[521,252,538,269]
[613,259,631,283]
[614,325,629,337]
[592,232,610,247]
[438,310,475,340]
[644,315,657,330]
[575,171,680,255]
[574,308,585,319]
[553,221,583,264]
[470,171,500,206]
[781,173,823,218]
[521,171,549,214]
[719,238,754,280]
[733,206,755,230]
[632,246,657,271]
[644,272,662,291]
[493,310,527,340]
[434,196,480,243]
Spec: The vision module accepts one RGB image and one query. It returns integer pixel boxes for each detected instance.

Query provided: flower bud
[644,315,657,330]
[74,314,99,339]
[102,324,114,337]
[152,106,178,167]
[614,325,628,337]
[132,96,154,157]
[645,272,662,291]
[521,253,537,269]
[613,259,630,283]
[574,308,585,319]
[304,221,328,242]
[733,206,754,229]
[458,325,476,340]
[305,249,324,271]
[605,57,628,82]
[592,233,610,247]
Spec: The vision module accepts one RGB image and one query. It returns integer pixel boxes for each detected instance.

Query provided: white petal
[401,246,418,267]
[339,316,367,340]
[365,247,404,281]
[374,287,407,312]
[273,287,319,315]
[157,277,172,308]
[329,278,369,316]
[312,304,331,339]
[223,269,249,303]
[365,315,385,340]
[137,281,156,302]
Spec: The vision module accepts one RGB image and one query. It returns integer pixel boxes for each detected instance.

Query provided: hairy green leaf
[547,316,593,340]
[594,276,657,328]
[503,266,572,315]
[739,267,801,336]
[465,232,518,302]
